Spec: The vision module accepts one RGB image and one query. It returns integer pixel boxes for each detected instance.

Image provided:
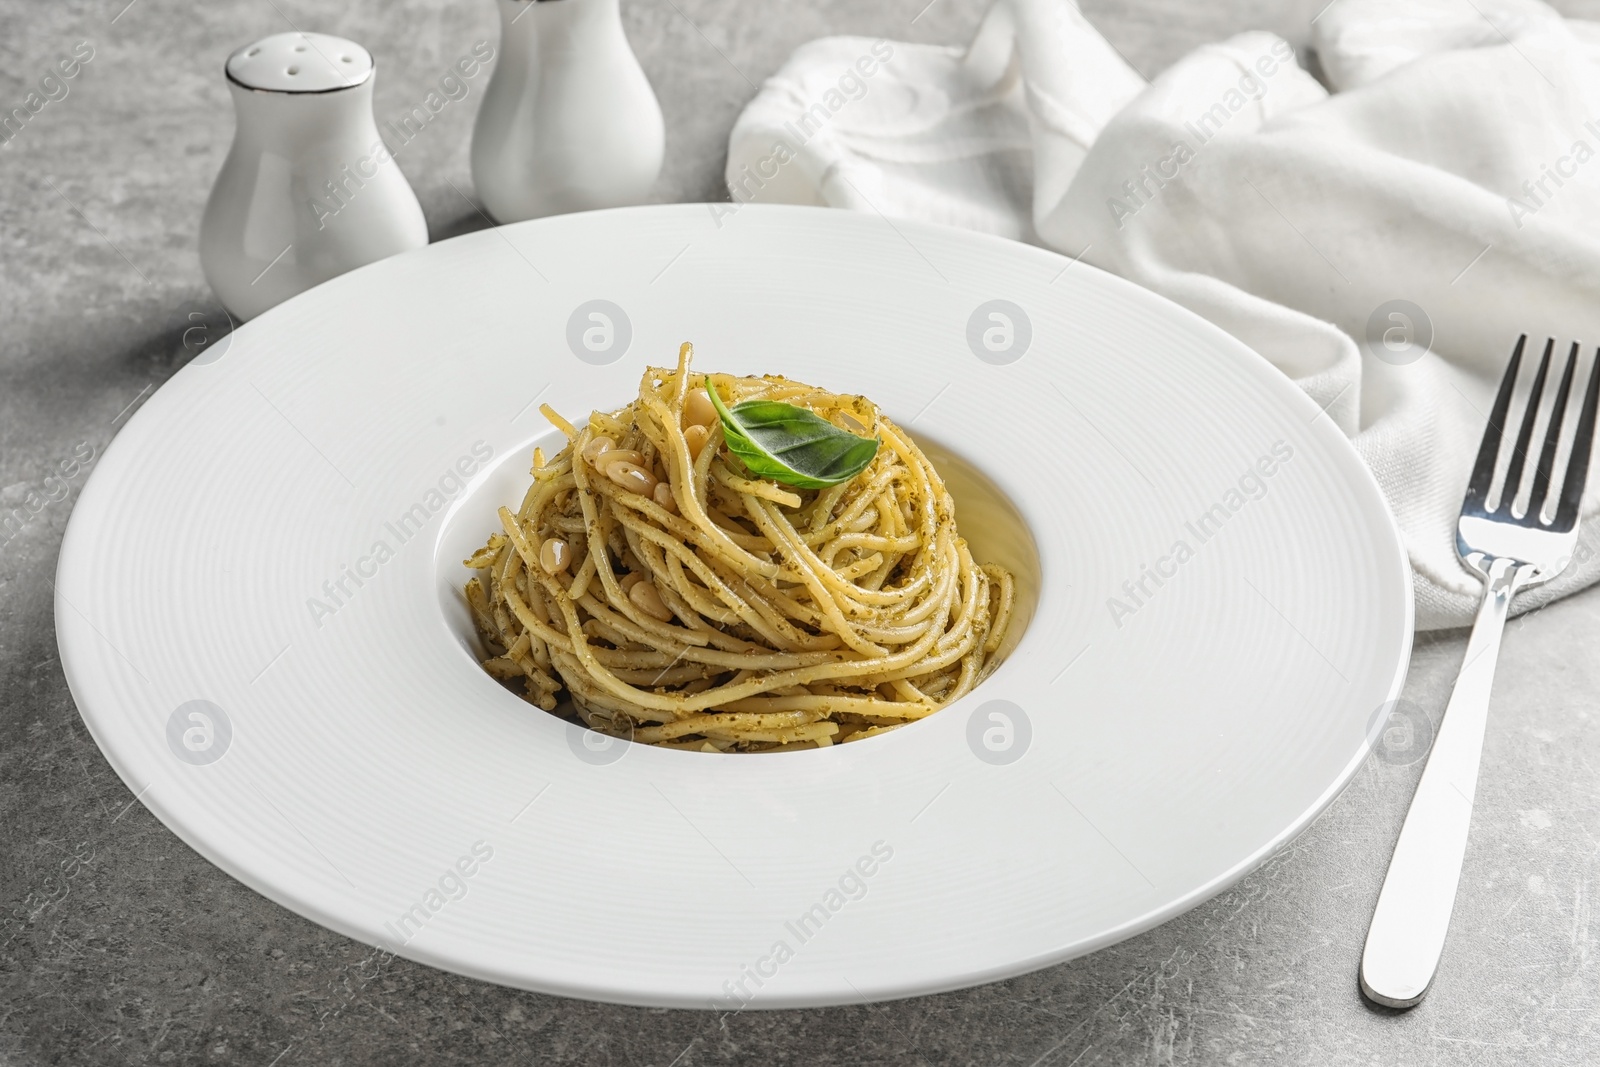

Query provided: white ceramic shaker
[470,0,664,222]
[200,33,428,321]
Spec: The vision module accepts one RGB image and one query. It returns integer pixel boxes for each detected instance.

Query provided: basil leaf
[706,382,880,489]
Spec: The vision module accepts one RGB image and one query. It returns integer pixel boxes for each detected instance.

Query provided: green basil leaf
[706,382,880,490]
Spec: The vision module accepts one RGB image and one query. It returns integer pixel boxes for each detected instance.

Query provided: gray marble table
[5,1,1600,1063]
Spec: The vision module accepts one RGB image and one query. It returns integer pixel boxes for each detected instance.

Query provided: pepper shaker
[470,0,664,223]
[200,33,428,322]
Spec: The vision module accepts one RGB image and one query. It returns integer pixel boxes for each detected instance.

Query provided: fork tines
[1464,334,1600,530]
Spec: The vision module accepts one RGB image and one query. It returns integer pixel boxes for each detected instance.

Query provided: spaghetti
[464,343,1014,752]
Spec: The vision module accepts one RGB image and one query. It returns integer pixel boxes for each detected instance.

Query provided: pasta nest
[466,343,1013,752]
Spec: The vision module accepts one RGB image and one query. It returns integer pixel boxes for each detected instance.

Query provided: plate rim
[56,202,1415,1008]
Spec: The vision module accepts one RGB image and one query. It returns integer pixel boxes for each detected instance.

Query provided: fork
[1360,335,1600,1009]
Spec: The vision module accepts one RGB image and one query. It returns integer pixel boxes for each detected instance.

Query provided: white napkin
[726,0,1600,630]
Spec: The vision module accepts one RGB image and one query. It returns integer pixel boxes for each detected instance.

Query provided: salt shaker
[200,33,428,321]
[470,0,664,223]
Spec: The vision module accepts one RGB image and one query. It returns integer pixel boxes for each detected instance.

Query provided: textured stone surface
[5,1,1600,1064]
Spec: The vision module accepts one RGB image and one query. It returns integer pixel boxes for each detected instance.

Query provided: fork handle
[1360,557,1530,1008]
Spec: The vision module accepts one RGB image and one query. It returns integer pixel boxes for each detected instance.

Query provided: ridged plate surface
[56,204,1411,1008]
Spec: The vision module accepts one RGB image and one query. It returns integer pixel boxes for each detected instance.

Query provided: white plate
[57,204,1411,1009]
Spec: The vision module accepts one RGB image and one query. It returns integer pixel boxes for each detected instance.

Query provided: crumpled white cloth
[726,0,1600,630]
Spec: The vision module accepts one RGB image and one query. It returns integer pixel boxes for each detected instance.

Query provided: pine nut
[684,423,710,460]
[683,391,717,428]
[538,537,571,574]
[653,482,678,513]
[581,436,615,465]
[629,579,673,622]
[619,572,643,593]
[605,461,657,496]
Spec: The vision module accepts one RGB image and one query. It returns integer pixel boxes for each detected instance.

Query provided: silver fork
[1361,335,1600,1009]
